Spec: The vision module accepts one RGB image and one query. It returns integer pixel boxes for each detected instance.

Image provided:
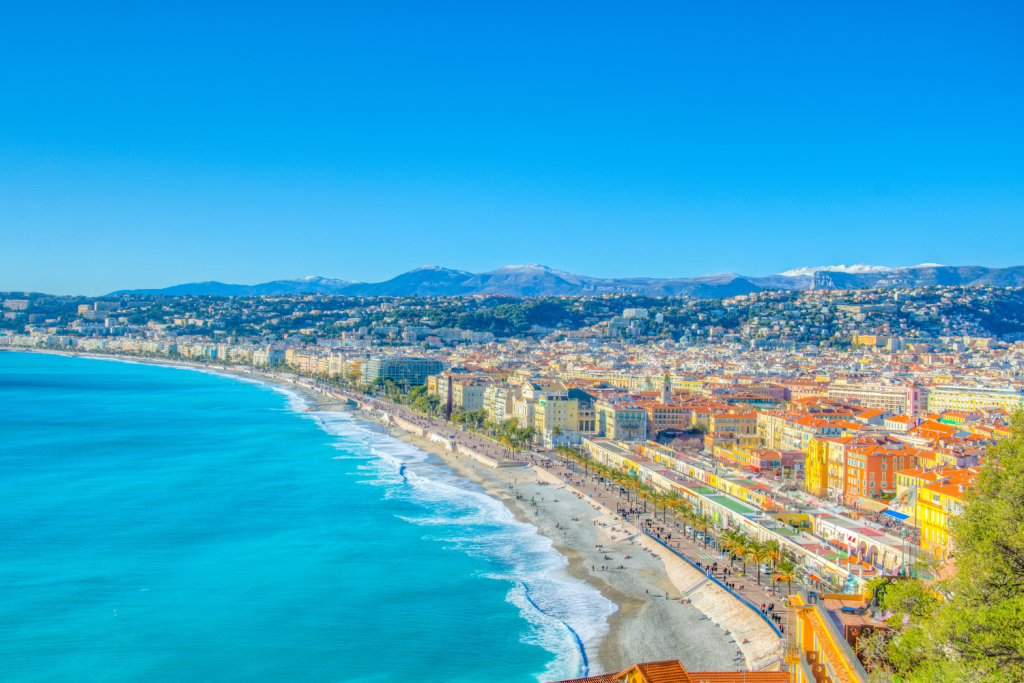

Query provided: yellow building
[804,435,830,497]
[535,395,579,435]
[893,465,977,559]
[926,384,1024,413]
[917,470,974,558]
[708,411,758,435]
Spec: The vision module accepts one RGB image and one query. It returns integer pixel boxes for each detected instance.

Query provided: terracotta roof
[631,660,693,683]
[688,674,790,683]
[554,675,618,683]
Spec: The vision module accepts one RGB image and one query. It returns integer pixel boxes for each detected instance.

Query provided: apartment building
[452,381,486,412]
[926,384,1024,413]
[819,436,916,501]
[639,401,690,436]
[893,466,978,559]
[827,382,926,416]
[594,401,648,441]
[709,411,758,436]
[569,388,598,434]
[483,383,518,422]
[535,394,579,436]
[843,441,921,500]
[362,356,444,385]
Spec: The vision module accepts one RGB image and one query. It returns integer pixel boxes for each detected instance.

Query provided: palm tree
[650,492,667,524]
[762,539,783,581]
[673,501,693,531]
[774,558,798,596]
[693,512,714,549]
[718,528,737,560]
[751,541,772,586]
[638,483,653,514]
[663,491,680,524]
[730,534,752,576]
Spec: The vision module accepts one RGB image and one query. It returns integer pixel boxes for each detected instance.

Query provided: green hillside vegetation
[862,410,1024,682]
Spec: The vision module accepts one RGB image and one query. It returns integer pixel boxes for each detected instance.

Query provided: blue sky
[1,2,1022,295]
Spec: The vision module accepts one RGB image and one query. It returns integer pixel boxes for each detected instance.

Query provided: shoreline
[3,349,746,676]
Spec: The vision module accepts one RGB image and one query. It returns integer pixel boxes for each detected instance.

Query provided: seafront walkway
[306,384,530,467]
[532,456,785,670]
[291,380,781,668]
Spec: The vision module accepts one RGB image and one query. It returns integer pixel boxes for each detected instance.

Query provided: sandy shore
[284,391,740,674]
[5,350,742,675]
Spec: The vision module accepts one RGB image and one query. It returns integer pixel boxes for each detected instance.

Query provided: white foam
[287,395,615,680]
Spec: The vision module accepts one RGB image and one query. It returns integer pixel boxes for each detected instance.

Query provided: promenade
[314,384,531,467]
[532,456,785,669]
[300,380,783,669]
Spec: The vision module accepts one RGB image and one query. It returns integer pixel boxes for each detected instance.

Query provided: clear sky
[1,2,1022,295]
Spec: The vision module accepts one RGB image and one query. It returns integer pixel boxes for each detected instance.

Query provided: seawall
[533,466,782,670]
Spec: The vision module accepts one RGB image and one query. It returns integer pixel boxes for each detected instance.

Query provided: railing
[798,590,870,682]
[752,654,782,671]
[642,531,783,637]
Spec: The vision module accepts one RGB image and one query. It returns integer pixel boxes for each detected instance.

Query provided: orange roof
[686,674,788,683]
[553,663,789,683]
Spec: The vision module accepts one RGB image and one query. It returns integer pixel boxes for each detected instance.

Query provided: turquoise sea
[0,352,613,682]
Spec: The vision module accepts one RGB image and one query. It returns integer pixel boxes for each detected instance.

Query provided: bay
[0,352,612,682]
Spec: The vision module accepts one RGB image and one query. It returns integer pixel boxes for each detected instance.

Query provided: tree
[867,410,1024,683]
[762,539,783,581]
[693,512,713,549]
[673,501,693,529]
[751,541,771,586]
[731,535,753,578]
[773,558,798,596]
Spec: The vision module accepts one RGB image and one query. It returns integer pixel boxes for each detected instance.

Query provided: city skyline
[2,3,1023,294]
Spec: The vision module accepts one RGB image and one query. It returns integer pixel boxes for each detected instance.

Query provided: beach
[276,381,743,674]
[5,349,758,676]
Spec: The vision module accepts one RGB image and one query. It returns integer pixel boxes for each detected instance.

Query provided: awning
[884,510,909,521]
[858,498,890,513]
[808,574,822,581]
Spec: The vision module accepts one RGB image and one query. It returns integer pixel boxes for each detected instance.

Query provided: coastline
[3,349,743,676]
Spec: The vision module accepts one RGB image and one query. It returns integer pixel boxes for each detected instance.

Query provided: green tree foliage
[442,299,586,336]
[867,410,1024,682]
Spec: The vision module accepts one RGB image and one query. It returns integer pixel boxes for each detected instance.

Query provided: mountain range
[111,263,1024,299]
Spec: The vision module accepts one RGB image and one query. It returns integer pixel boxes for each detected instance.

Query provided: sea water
[0,352,614,682]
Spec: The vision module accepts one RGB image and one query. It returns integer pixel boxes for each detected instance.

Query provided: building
[926,384,1024,413]
[595,400,647,441]
[452,380,486,412]
[804,435,830,497]
[842,440,922,501]
[827,382,926,416]
[535,393,579,438]
[483,383,518,422]
[553,659,789,683]
[639,401,690,437]
[362,356,444,385]
[708,411,758,436]
[893,465,978,559]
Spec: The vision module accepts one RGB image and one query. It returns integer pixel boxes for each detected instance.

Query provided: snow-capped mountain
[112,262,1024,298]
[777,263,946,277]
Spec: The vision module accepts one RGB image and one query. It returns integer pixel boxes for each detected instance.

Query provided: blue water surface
[0,352,612,682]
